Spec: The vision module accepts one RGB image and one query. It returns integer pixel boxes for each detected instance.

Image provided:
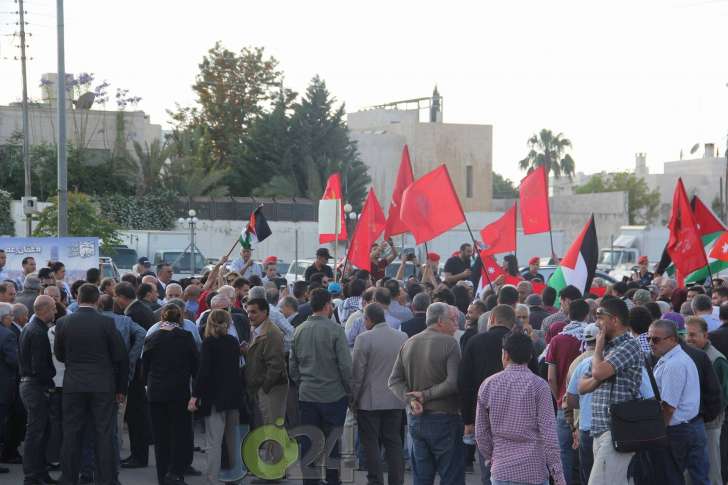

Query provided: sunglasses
[647,335,672,344]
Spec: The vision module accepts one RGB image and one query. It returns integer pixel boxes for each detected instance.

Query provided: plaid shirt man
[585,333,643,435]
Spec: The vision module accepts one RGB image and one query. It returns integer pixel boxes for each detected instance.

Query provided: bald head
[33,295,57,324]
[210,294,231,309]
[165,283,183,300]
[44,285,61,303]
[141,275,158,286]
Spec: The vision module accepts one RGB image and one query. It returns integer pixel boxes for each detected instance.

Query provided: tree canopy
[574,171,660,224]
[492,172,518,199]
[519,129,576,179]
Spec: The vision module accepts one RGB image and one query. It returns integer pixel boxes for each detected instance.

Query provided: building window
[466,165,473,198]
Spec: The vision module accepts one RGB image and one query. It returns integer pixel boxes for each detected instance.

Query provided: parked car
[99,245,138,275]
[99,257,120,281]
[153,249,207,277]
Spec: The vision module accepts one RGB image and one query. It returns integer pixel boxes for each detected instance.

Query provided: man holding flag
[229,247,262,280]
[229,206,272,279]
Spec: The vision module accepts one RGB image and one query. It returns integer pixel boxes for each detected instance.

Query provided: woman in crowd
[143,305,199,485]
[188,309,243,485]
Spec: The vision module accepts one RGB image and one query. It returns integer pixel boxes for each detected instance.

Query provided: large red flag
[384,145,415,239]
[519,165,551,234]
[480,203,517,256]
[319,173,348,243]
[692,195,727,236]
[667,178,708,276]
[400,165,465,244]
[347,188,386,270]
[709,231,728,262]
[480,253,506,283]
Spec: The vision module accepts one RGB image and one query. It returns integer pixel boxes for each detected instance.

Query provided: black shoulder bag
[608,360,668,452]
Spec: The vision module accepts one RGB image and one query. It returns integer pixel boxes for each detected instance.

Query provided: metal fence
[173,197,318,222]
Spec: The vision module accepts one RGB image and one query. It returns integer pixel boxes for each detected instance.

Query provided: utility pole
[56,0,67,236]
[17,0,32,236]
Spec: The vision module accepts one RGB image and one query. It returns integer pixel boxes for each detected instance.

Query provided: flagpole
[224,239,238,259]
[548,229,557,264]
[334,199,340,283]
[706,262,715,288]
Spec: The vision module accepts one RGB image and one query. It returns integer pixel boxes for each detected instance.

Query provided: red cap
[427,252,441,262]
[638,256,648,264]
[528,256,540,265]
[263,256,278,265]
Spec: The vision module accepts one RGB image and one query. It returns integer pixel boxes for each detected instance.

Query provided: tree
[33,192,121,249]
[170,43,282,173]
[519,129,576,179]
[492,172,518,199]
[574,171,660,224]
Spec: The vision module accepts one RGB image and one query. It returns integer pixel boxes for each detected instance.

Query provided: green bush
[97,190,176,230]
[0,190,14,236]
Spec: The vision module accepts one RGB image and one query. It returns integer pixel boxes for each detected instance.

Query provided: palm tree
[132,139,169,196]
[518,129,576,179]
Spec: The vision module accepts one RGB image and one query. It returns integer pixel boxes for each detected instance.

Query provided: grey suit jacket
[351,322,407,411]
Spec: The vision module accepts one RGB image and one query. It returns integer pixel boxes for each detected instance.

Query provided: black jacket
[401,313,427,338]
[198,310,250,344]
[0,325,18,403]
[54,308,129,394]
[709,323,728,361]
[193,335,242,416]
[528,306,550,330]
[458,325,511,425]
[18,316,55,389]
[125,300,156,330]
[142,326,199,402]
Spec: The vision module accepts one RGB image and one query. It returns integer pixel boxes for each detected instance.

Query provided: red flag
[531,281,546,295]
[519,165,551,235]
[709,231,728,262]
[480,253,505,284]
[319,173,348,243]
[667,178,708,276]
[347,188,386,270]
[480,203,517,256]
[400,165,465,244]
[384,145,415,239]
[692,196,727,236]
[590,287,607,297]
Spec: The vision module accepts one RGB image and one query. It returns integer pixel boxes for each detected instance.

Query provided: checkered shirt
[586,333,644,435]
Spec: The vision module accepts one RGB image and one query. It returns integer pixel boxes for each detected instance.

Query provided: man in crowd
[443,243,473,287]
[384,280,413,322]
[659,278,678,304]
[248,287,293,353]
[459,304,515,484]
[280,296,300,325]
[389,302,463,485]
[351,303,407,485]
[634,256,654,286]
[578,298,644,485]
[649,319,708,484]
[17,295,57,485]
[138,280,161,312]
[0,282,15,303]
[526,294,550,330]
[516,280,533,304]
[711,287,728,309]
[156,263,173,292]
[460,300,486,352]
[542,285,582,338]
[290,289,351,485]
[0,299,17,475]
[16,275,41,315]
[523,256,544,281]
[546,298,590,483]
[15,256,36,291]
[245,298,288,430]
[400,292,430,338]
[229,247,263,279]
[304,248,334,282]
[686,315,728,485]
[475,331,566,485]
[693,294,721,332]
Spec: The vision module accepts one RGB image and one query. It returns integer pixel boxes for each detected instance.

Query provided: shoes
[79,474,94,484]
[121,458,147,469]
[183,465,202,476]
[163,473,189,485]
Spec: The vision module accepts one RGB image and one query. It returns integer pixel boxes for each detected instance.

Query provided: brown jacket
[244,319,288,394]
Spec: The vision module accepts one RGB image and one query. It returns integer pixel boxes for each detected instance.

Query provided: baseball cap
[263,256,278,265]
[528,256,540,265]
[316,248,332,259]
[583,323,599,342]
[137,257,151,266]
[638,256,649,265]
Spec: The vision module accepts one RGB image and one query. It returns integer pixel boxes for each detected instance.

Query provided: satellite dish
[689,143,700,155]
[74,92,96,110]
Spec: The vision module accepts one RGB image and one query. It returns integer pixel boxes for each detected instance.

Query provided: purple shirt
[475,364,565,485]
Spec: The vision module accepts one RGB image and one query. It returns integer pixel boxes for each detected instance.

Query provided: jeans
[407,413,465,485]
[299,397,349,485]
[666,419,710,485]
[478,451,492,485]
[19,381,51,483]
[357,409,405,485]
[578,430,594,485]
[556,410,576,485]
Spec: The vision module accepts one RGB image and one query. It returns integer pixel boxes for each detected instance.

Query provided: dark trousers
[408,413,465,485]
[149,400,191,485]
[46,388,63,465]
[19,381,50,483]
[357,409,404,485]
[666,420,710,485]
[0,401,8,450]
[59,391,116,485]
[578,430,594,485]
[125,368,151,464]
[3,383,26,458]
[721,418,728,484]
[80,403,121,480]
[299,397,348,485]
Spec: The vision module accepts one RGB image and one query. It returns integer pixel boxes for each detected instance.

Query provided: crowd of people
[2,242,728,485]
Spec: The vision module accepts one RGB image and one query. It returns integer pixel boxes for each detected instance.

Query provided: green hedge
[0,190,14,236]
[97,190,176,230]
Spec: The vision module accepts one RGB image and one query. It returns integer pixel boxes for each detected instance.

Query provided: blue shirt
[346,310,401,347]
[702,314,722,333]
[570,357,655,432]
[653,344,700,426]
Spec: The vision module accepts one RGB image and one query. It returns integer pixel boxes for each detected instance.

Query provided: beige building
[347,89,493,212]
[0,73,161,152]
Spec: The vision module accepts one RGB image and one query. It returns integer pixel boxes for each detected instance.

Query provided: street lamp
[177,209,199,275]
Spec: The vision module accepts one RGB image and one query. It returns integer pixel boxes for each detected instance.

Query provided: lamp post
[177,209,199,276]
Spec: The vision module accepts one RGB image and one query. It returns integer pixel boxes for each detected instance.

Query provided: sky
[1,0,728,185]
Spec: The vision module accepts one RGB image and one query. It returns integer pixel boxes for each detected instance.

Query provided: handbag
[608,360,668,452]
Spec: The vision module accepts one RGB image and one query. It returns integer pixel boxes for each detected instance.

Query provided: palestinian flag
[548,215,598,297]
[240,206,272,249]
[657,196,728,284]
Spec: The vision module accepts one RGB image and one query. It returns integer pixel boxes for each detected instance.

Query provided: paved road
[3,429,484,484]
